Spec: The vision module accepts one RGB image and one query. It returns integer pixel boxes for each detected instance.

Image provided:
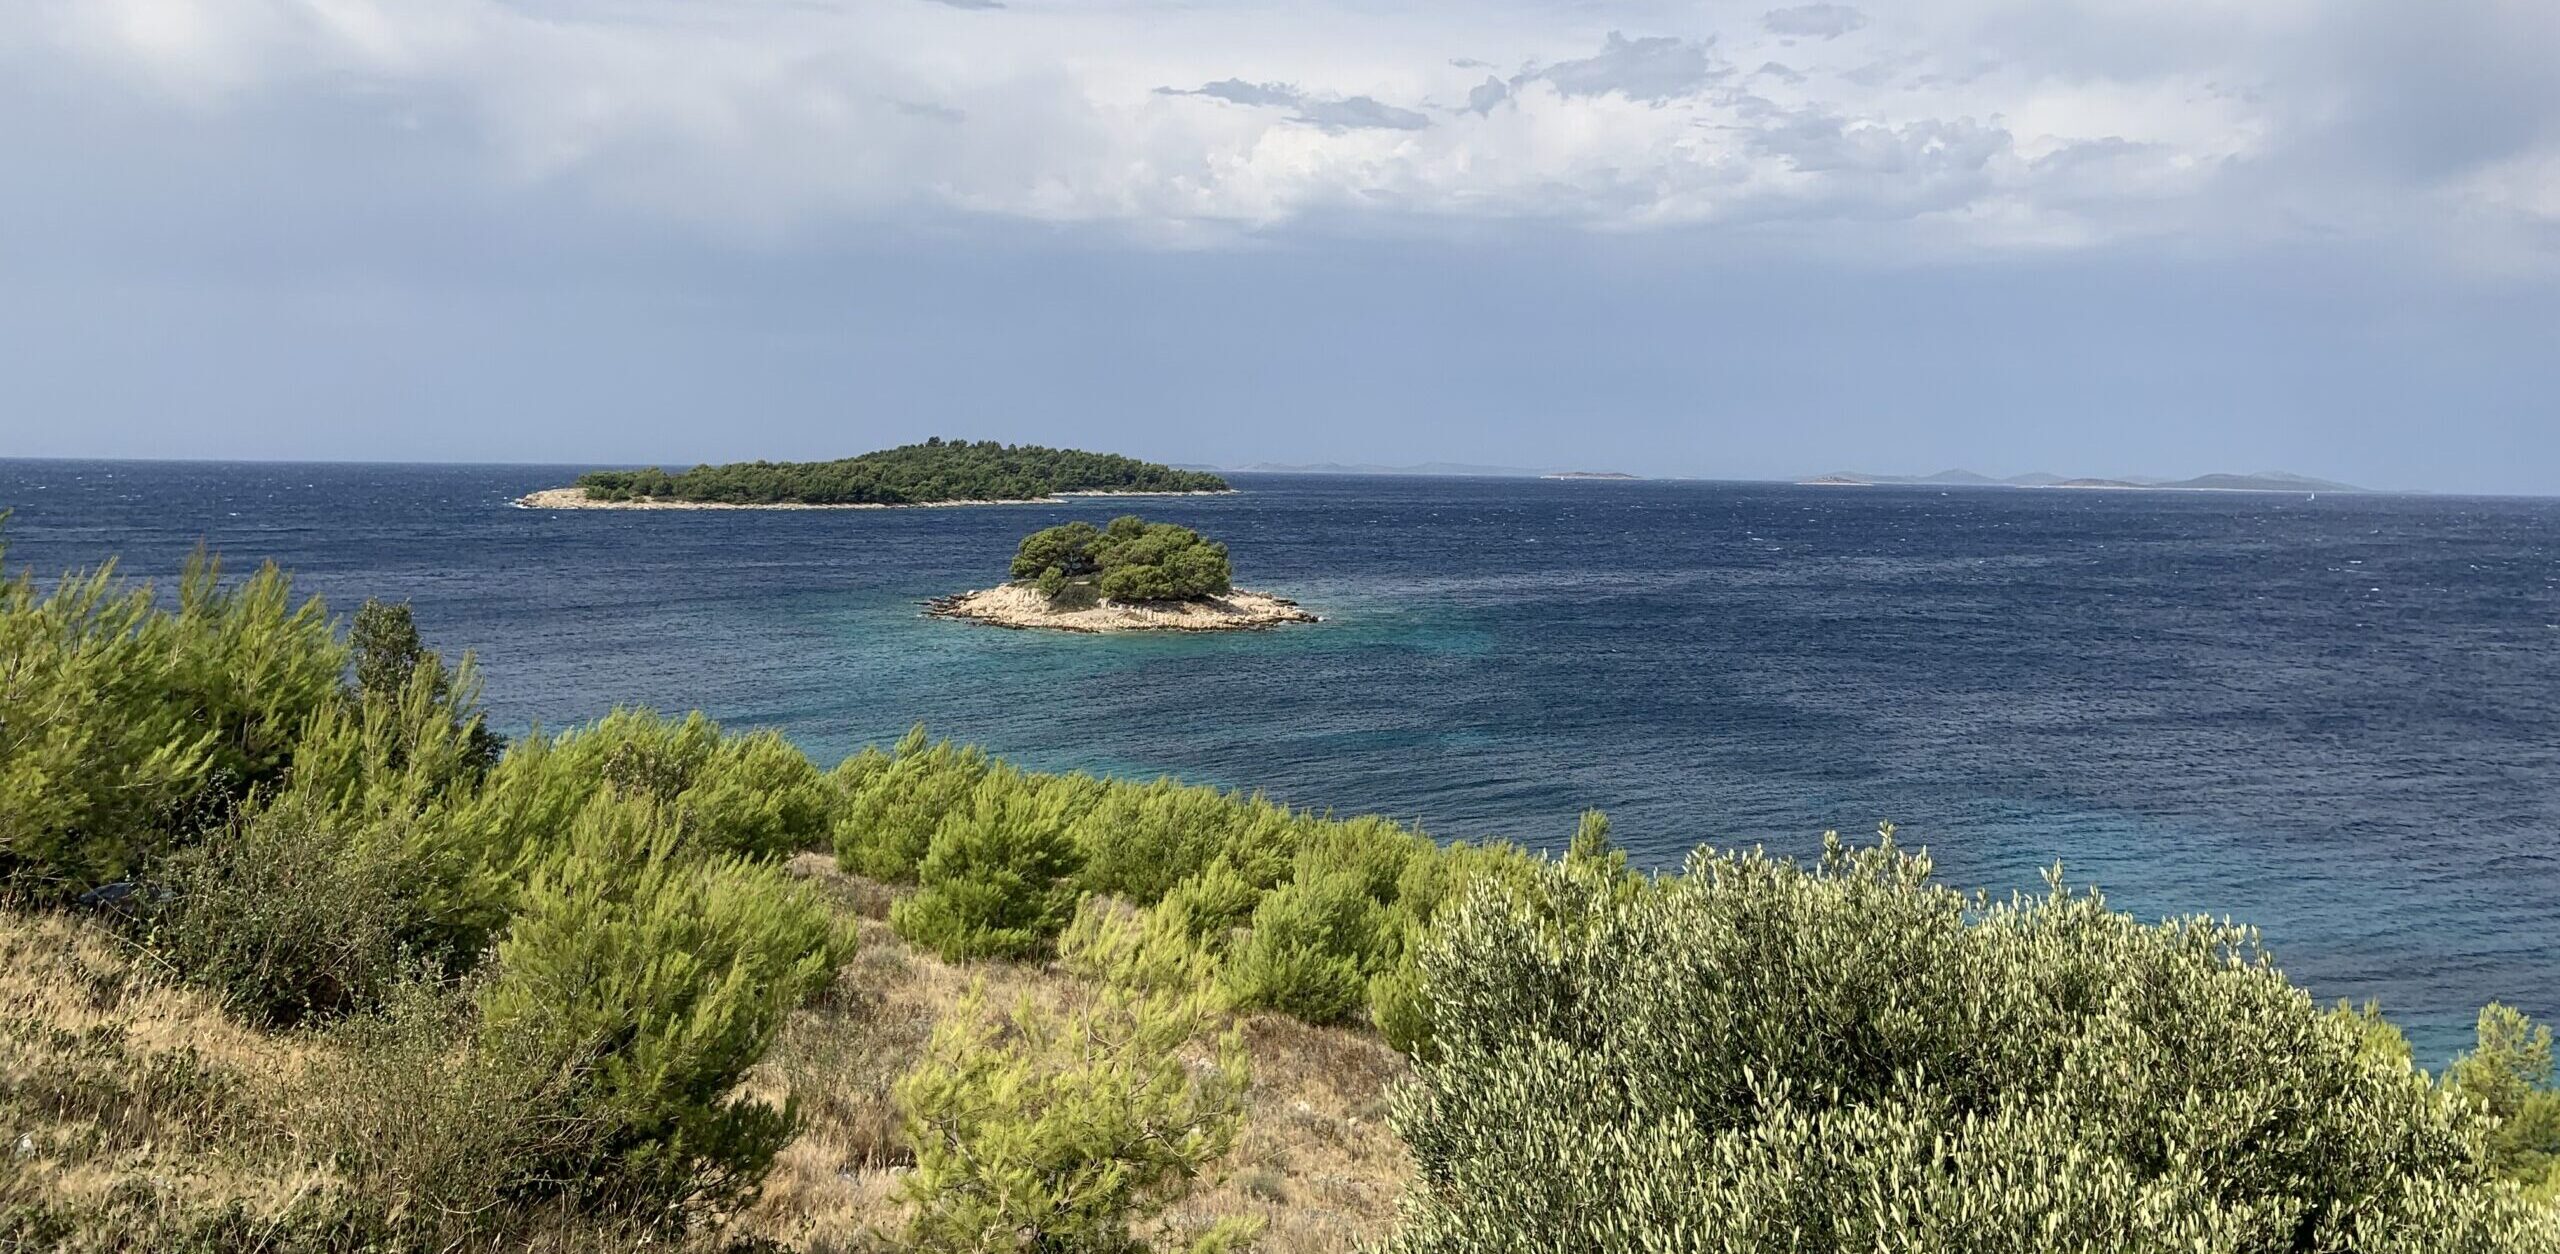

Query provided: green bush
[2448,1003,2560,1200]
[1157,858,1263,946]
[1385,831,2554,1252]
[1090,516,1232,602]
[1000,516,1233,605]
[150,795,415,1026]
[0,550,341,895]
[474,794,850,1219]
[890,772,1085,962]
[1058,896,1221,993]
[1217,867,1382,1024]
[301,978,604,1243]
[1012,522,1102,581]
[893,986,1256,1254]
[347,598,505,773]
[837,727,992,882]
[677,729,836,858]
[1069,778,1256,903]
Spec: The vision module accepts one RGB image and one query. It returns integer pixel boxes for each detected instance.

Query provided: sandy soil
[513,487,1234,510]
[926,582,1320,633]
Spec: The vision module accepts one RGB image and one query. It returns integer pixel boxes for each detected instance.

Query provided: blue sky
[1,0,2554,491]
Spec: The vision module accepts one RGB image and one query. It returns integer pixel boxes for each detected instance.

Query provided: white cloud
[4,0,2555,260]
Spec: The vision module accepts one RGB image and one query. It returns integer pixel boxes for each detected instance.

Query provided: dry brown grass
[0,908,344,1241]
[740,859,1412,1253]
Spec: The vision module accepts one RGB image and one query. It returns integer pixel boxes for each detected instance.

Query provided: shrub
[1385,832,2552,1252]
[1158,858,1263,946]
[837,727,992,882]
[893,986,1256,1254]
[1011,522,1102,581]
[1069,778,1255,904]
[1217,867,1382,1024]
[2448,1003,2560,1198]
[0,551,340,895]
[1058,896,1221,993]
[150,795,414,1026]
[474,794,850,1220]
[677,729,836,858]
[890,772,1085,962]
[1000,516,1233,604]
[301,978,606,1242]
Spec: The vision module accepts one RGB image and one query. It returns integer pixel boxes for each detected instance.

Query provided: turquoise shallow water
[4,459,2556,1064]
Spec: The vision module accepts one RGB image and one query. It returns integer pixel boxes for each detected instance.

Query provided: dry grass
[0,908,344,1243]
[0,862,1412,1252]
[740,858,1412,1253]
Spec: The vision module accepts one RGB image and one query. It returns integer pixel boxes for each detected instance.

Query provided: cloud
[3,0,2554,265]
[1163,79,1301,109]
[1296,95,1428,132]
[1762,4,1869,41]
[1159,79,1427,132]
[1531,31,1722,104]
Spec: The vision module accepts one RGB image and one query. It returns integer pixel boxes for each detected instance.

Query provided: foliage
[892,986,1256,1254]
[838,727,994,882]
[150,794,416,1026]
[1004,515,1234,605]
[1012,521,1103,581]
[1385,830,2553,1253]
[0,549,341,894]
[475,794,850,1219]
[2447,1003,2560,1199]
[1156,858,1264,946]
[575,438,1227,506]
[1090,516,1233,602]
[890,771,1087,962]
[1217,866,1384,1024]
[347,597,505,771]
[1058,896,1222,994]
[302,976,613,1240]
[471,709,838,863]
[1069,778,1282,904]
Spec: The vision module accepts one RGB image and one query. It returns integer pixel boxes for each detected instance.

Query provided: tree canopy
[1009,516,1234,604]
[573,439,1227,505]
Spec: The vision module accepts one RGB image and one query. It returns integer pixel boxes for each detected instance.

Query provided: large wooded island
[517,439,1230,509]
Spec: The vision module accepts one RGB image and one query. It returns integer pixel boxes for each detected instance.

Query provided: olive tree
[1387,831,2556,1253]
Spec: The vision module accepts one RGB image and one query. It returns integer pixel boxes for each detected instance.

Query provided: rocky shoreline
[925,582,1319,633]
[514,487,1234,511]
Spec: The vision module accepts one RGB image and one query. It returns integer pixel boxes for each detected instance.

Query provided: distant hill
[1234,461,1549,478]
[2156,471,2366,493]
[1803,468,2377,493]
[1543,471,1640,481]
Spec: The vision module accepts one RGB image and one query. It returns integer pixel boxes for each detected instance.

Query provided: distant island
[517,439,1231,509]
[1799,468,2376,493]
[1543,471,1640,481]
[1229,460,1551,478]
[928,516,1317,633]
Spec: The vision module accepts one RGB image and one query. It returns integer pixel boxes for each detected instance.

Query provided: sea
[3,459,2554,1065]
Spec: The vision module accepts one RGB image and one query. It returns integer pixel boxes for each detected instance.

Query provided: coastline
[513,487,1237,511]
[925,582,1319,633]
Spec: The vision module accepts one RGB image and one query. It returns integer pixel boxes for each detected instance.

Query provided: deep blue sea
[4,459,2555,1063]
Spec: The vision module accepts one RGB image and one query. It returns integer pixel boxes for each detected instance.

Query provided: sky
[1,0,2555,491]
